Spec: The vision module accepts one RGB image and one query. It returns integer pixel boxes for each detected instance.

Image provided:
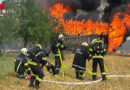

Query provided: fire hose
[85,64,111,80]
[57,48,72,80]
[45,49,110,81]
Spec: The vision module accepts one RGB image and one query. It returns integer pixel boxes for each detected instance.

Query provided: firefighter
[90,37,107,81]
[14,48,31,79]
[51,34,66,74]
[37,48,55,75]
[28,44,54,89]
[72,42,90,80]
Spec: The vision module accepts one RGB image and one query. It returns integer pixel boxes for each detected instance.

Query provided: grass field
[0,53,17,81]
[0,53,130,90]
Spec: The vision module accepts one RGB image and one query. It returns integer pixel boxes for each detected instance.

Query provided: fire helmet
[58,34,64,39]
[92,39,97,44]
[21,48,28,54]
[82,42,88,47]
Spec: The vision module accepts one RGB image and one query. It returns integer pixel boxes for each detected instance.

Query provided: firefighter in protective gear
[90,37,107,81]
[28,45,54,89]
[14,48,31,79]
[51,34,66,74]
[27,44,42,88]
[72,42,90,80]
[38,48,55,75]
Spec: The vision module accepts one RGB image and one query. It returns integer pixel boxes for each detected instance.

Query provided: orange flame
[49,3,130,52]
[108,12,130,52]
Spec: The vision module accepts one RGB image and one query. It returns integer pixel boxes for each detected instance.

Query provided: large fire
[49,3,130,52]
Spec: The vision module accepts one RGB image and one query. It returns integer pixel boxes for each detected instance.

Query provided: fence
[2,34,108,53]
[64,34,98,52]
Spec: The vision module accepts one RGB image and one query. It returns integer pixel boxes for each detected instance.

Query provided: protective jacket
[51,39,66,54]
[14,54,31,75]
[72,46,89,70]
[28,48,51,67]
[89,40,107,59]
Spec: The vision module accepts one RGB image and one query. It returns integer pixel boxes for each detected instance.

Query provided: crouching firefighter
[72,42,90,80]
[14,48,31,79]
[51,34,66,74]
[90,37,107,81]
[27,44,54,89]
[37,48,56,75]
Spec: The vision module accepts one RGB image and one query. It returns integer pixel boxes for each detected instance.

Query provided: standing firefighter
[51,34,66,74]
[72,42,90,80]
[27,44,54,89]
[90,37,107,81]
[14,48,31,79]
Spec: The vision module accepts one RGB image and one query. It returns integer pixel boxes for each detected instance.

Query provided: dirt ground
[0,53,130,90]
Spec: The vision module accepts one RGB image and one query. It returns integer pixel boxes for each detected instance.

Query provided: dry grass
[0,53,130,90]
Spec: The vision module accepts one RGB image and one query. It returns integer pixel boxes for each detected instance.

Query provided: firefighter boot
[35,80,40,89]
[28,76,35,87]
[55,68,60,74]
[51,65,56,75]
[78,75,83,80]
[92,75,97,81]
[78,71,84,80]
[75,70,79,79]
[16,74,24,79]
[102,75,106,80]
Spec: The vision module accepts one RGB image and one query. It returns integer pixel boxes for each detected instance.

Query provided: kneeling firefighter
[90,37,107,81]
[72,42,90,80]
[14,48,31,79]
[27,44,54,89]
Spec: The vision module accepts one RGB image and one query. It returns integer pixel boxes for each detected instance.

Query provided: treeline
[0,0,62,52]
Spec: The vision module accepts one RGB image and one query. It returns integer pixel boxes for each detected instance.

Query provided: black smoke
[38,0,130,21]
[103,0,130,22]
[38,0,102,21]
[38,0,101,11]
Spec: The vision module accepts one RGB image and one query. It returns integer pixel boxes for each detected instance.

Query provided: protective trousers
[92,58,106,80]
[29,65,44,87]
[54,56,61,74]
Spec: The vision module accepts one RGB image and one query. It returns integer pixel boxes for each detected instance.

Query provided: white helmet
[92,39,97,44]
[82,42,88,47]
[58,34,64,39]
[21,48,28,54]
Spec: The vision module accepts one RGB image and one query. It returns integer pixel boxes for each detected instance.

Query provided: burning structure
[38,0,130,52]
